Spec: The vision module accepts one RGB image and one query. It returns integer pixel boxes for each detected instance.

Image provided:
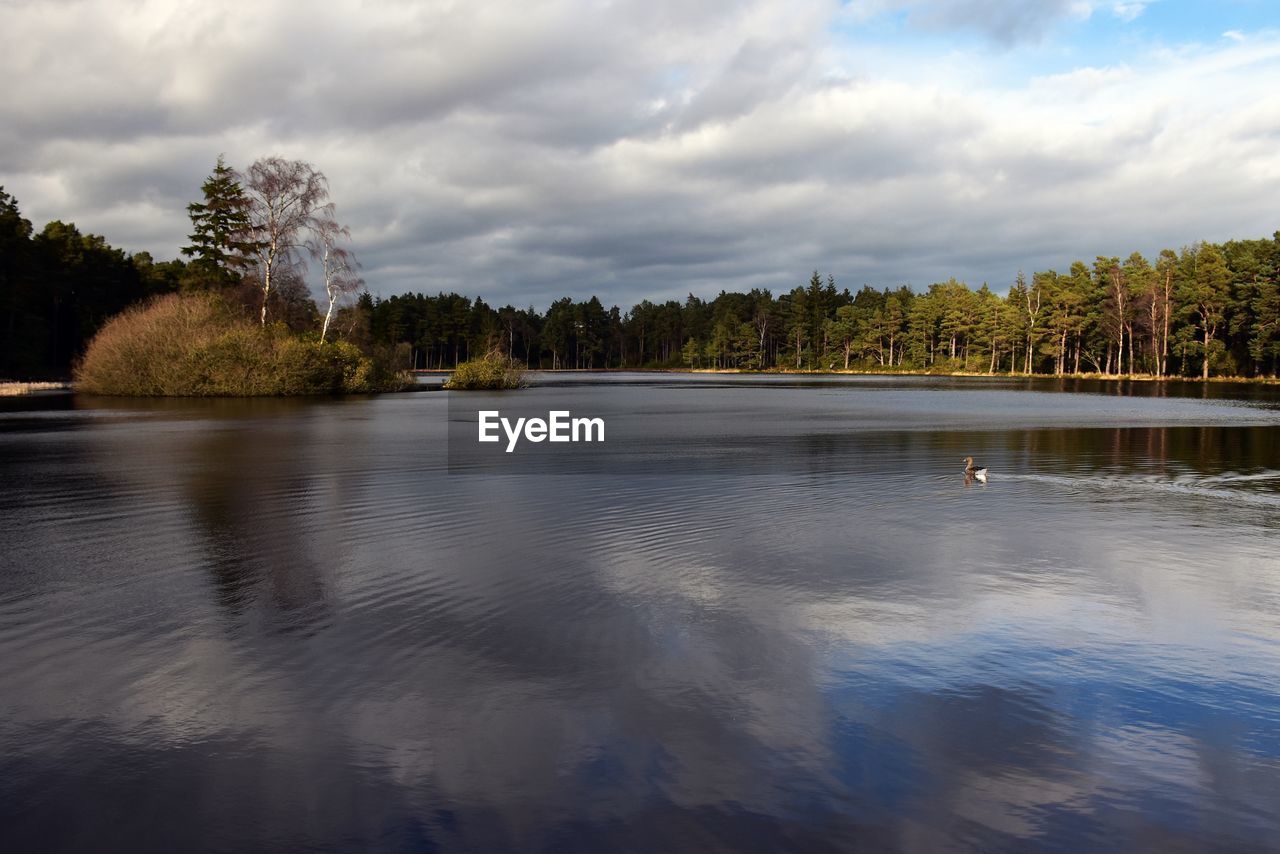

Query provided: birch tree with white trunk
[1021,271,1042,375]
[307,213,363,343]
[243,157,329,325]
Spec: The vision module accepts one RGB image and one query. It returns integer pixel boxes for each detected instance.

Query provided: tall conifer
[182,156,255,287]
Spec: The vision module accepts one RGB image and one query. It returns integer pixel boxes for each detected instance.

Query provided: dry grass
[0,381,71,396]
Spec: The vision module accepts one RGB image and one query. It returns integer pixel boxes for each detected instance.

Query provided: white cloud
[0,0,1277,308]
[1110,2,1151,23]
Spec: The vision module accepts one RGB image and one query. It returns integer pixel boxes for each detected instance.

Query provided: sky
[1,0,1278,309]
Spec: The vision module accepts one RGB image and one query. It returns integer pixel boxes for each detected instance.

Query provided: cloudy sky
[2,0,1278,309]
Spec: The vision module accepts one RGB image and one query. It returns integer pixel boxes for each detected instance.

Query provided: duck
[963,456,988,483]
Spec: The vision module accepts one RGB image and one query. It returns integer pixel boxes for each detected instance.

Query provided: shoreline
[414,367,1280,385]
[12,372,1278,398]
[0,381,73,396]
[684,368,1280,385]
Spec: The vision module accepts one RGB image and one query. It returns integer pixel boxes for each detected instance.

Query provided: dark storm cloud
[1,0,1277,310]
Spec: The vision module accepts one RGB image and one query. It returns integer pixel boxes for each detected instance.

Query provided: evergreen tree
[1178,243,1233,379]
[0,187,34,373]
[1243,235,1280,376]
[786,285,809,369]
[973,285,1006,373]
[1121,252,1153,374]
[182,156,256,288]
[805,271,827,367]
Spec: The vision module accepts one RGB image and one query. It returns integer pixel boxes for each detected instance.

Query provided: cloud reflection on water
[1,379,1279,851]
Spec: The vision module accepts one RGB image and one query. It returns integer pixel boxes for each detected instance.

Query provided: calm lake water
[3,373,1280,852]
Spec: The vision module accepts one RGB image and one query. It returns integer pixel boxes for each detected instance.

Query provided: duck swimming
[963,456,988,483]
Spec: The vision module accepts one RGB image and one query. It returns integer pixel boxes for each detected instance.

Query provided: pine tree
[1178,243,1233,379]
[805,271,827,367]
[0,188,35,373]
[181,156,256,287]
[787,285,810,369]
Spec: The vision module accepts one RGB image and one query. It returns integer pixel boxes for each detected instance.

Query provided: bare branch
[242,157,330,325]
[308,207,362,342]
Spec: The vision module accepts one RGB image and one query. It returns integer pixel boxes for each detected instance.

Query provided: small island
[443,350,527,390]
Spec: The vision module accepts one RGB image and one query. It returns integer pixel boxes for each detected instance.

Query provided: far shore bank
[11,371,1278,398]
[412,367,1280,385]
[1,380,441,397]
[687,368,1280,385]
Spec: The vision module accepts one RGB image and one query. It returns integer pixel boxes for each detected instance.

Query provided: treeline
[4,170,1279,380]
[1,189,184,377]
[370,237,1280,378]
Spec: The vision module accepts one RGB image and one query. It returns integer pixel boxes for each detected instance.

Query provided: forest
[2,168,1279,380]
[368,241,1280,379]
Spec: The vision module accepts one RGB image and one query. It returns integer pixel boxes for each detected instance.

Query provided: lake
[3,373,1280,852]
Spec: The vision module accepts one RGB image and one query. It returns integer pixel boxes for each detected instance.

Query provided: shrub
[444,349,527,390]
[75,292,410,396]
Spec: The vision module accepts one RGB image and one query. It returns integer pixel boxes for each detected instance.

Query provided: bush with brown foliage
[443,349,528,390]
[75,292,408,396]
